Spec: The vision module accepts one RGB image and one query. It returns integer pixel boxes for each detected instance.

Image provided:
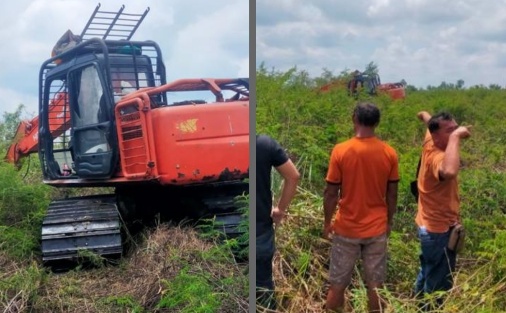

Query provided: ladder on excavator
[80,3,150,41]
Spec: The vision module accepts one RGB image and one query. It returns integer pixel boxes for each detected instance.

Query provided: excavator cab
[38,4,166,181]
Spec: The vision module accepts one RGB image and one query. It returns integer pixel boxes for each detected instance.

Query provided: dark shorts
[329,233,387,286]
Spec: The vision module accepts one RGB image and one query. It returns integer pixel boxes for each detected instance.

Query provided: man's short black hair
[353,102,380,127]
[428,112,454,133]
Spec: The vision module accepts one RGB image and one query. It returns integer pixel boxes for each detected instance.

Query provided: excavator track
[199,184,248,262]
[196,181,248,240]
[202,195,246,238]
[115,182,248,240]
[39,182,247,265]
[41,195,122,262]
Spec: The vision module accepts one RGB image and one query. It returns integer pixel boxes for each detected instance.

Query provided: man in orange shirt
[323,102,399,313]
[414,111,471,309]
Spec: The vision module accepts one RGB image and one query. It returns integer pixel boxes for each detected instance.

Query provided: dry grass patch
[265,187,506,313]
[0,224,247,313]
[0,254,44,313]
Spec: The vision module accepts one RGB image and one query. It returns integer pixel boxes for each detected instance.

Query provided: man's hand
[323,223,333,241]
[417,111,431,124]
[271,206,286,226]
[272,159,300,227]
[452,125,472,139]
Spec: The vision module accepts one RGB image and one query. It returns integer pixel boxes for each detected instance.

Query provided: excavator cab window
[67,63,116,178]
[109,55,158,104]
[72,66,107,127]
[111,70,148,103]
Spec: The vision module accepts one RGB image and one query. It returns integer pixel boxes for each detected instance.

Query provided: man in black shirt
[256,134,300,310]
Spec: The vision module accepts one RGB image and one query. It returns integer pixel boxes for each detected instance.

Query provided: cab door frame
[67,62,117,179]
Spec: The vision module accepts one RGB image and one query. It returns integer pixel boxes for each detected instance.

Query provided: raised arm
[440,126,472,180]
[271,159,300,225]
[417,111,432,125]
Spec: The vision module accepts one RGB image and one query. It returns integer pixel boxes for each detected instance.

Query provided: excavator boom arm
[4,92,70,166]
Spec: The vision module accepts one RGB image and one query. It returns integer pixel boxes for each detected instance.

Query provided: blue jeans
[415,226,456,301]
[256,227,276,310]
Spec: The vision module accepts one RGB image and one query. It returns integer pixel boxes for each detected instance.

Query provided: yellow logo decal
[176,119,198,133]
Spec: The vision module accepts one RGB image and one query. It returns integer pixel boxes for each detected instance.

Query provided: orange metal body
[319,79,347,93]
[377,83,406,100]
[6,79,249,189]
[113,78,249,185]
[151,101,248,184]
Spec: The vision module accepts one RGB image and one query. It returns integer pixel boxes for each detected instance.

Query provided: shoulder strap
[415,155,421,179]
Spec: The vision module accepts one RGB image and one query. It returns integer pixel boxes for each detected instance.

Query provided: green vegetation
[257,66,506,312]
[157,267,221,312]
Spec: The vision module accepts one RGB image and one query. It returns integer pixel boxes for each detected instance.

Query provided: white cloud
[236,57,250,77]
[257,0,505,88]
[367,0,391,17]
[167,2,248,78]
[0,0,248,116]
[0,87,38,118]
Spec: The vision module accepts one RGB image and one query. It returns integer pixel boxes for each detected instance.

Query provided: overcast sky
[0,0,248,117]
[256,0,506,89]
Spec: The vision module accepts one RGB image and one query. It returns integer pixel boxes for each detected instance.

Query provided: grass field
[256,67,506,313]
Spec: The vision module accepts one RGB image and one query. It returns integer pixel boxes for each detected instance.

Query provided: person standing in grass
[413,111,471,309]
[256,134,300,311]
[323,102,399,313]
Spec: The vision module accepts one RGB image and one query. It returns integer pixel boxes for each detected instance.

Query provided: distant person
[256,134,300,311]
[323,102,399,313]
[413,111,471,309]
[62,163,71,176]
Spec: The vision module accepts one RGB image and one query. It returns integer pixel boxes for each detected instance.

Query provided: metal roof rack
[80,3,150,41]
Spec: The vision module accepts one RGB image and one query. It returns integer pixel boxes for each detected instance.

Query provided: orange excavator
[4,4,249,263]
[320,70,406,100]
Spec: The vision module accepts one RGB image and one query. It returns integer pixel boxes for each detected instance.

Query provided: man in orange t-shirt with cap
[323,102,399,313]
[414,111,471,310]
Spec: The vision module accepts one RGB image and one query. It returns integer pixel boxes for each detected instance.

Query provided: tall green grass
[258,67,506,312]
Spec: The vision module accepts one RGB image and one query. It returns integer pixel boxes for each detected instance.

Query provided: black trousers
[256,227,276,310]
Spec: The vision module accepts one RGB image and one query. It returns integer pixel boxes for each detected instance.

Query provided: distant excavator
[320,70,406,100]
